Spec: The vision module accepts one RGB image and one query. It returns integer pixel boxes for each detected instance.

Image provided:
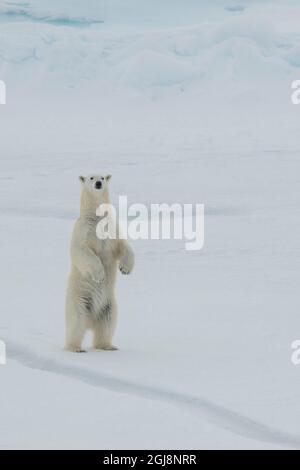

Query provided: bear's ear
[105,174,112,182]
[79,175,85,184]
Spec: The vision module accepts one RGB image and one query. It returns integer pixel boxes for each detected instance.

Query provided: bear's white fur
[65,174,134,353]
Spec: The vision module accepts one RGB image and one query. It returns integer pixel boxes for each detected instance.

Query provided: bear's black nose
[95,181,102,189]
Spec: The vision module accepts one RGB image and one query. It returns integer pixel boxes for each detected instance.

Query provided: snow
[1,0,300,450]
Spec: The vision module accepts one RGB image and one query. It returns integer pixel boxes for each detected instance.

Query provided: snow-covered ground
[1,0,300,449]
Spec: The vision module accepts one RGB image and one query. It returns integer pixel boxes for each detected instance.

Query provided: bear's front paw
[119,255,134,275]
[89,267,105,284]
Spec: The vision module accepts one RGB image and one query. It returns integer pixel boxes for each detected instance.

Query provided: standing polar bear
[65,174,134,352]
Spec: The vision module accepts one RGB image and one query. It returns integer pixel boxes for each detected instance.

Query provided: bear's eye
[90,177,94,181]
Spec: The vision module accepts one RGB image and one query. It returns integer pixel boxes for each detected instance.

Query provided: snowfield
[1,0,300,449]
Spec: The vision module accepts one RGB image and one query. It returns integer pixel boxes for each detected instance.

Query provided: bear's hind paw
[65,346,87,353]
[103,345,118,351]
[94,344,118,351]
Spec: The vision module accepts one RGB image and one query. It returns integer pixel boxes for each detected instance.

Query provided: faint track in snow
[6,340,300,449]
[0,205,76,220]
[0,204,249,222]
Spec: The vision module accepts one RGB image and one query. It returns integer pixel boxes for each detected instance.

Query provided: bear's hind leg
[92,300,118,351]
[65,303,87,353]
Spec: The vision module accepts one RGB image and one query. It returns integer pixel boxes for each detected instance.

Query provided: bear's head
[79,174,111,197]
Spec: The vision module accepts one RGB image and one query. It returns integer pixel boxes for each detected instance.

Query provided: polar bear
[65,174,134,352]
